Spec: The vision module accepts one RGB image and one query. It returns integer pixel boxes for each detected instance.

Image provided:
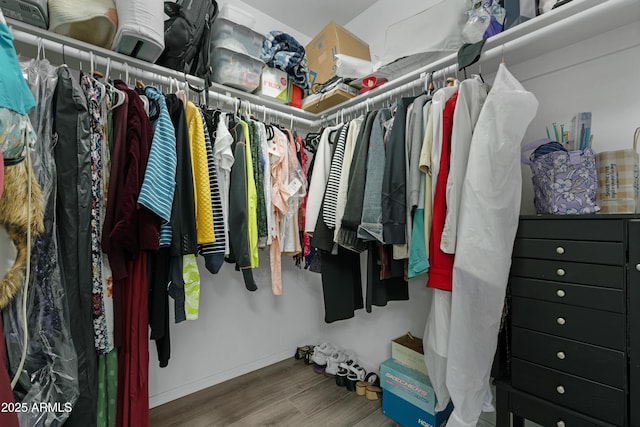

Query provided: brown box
[391,334,428,375]
[305,21,371,87]
[301,83,358,114]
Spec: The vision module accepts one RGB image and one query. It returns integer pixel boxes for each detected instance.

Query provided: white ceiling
[241,0,378,38]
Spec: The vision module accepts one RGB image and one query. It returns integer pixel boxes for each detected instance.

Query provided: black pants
[320,247,363,323]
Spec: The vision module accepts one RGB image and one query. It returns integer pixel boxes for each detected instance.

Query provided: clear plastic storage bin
[210,47,264,92]
[210,18,265,59]
[219,4,256,29]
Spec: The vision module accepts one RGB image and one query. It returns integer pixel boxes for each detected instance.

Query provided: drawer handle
[556,268,565,276]
[557,385,565,394]
[557,421,566,427]
[557,351,566,360]
[556,246,565,255]
[556,289,566,298]
[636,264,640,272]
[557,317,566,325]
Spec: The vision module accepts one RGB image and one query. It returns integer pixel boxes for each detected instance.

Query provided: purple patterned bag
[522,139,600,215]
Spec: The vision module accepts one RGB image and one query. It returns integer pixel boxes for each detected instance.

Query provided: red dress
[427,92,459,291]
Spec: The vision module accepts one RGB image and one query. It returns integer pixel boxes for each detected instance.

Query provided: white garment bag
[445,63,538,427]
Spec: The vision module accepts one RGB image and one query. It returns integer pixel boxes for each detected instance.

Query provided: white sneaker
[311,342,334,366]
[325,351,347,376]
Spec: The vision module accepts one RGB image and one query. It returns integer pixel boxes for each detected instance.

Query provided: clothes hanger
[104,58,126,111]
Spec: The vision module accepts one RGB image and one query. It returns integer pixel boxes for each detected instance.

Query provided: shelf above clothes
[318,0,640,122]
[7,0,639,129]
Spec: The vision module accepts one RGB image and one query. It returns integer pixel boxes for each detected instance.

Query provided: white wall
[149,253,326,406]
[511,21,640,214]
[345,0,441,64]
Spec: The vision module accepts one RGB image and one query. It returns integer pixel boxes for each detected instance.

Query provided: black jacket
[165,95,198,256]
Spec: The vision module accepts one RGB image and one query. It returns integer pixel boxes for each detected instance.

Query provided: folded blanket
[261,31,309,90]
[49,0,118,49]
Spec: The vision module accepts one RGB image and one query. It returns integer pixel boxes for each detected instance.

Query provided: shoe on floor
[324,351,347,376]
[311,342,335,374]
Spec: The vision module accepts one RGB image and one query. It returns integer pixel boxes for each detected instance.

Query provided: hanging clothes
[111,84,154,427]
[227,119,257,291]
[258,122,273,247]
[140,85,177,248]
[311,124,348,253]
[103,82,160,283]
[441,77,489,254]
[269,128,288,295]
[333,116,363,243]
[146,87,177,367]
[212,112,234,256]
[358,108,392,243]
[0,19,35,115]
[446,64,538,427]
[281,128,306,256]
[382,99,412,245]
[199,108,226,274]
[366,242,408,313]
[100,89,114,353]
[186,101,215,245]
[296,135,311,258]
[320,245,363,323]
[419,102,435,256]
[250,121,268,247]
[164,94,197,324]
[240,119,259,268]
[81,73,111,354]
[337,111,376,253]
[165,94,197,257]
[423,92,459,414]
[4,58,80,427]
[408,101,432,279]
[305,124,342,234]
[427,91,458,291]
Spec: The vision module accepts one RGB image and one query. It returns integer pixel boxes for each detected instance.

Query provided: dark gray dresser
[496,215,640,427]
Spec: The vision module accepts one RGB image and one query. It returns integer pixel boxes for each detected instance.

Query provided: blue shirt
[0,22,35,115]
[138,86,177,246]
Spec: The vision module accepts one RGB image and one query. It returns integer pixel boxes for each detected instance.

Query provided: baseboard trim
[149,349,293,408]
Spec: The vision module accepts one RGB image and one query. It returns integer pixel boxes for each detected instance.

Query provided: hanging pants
[116,254,149,427]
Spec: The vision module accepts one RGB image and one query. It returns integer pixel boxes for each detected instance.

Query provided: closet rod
[320,0,626,123]
[8,20,317,129]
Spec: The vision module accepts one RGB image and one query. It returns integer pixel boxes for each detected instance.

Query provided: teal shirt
[0,22,35,115]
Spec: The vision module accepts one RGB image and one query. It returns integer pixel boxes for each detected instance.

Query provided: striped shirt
[198,108,226,257]
[322,123,349,229]
[139,86,176,247]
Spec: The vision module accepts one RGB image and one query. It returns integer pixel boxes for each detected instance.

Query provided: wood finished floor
[150,358,397,427]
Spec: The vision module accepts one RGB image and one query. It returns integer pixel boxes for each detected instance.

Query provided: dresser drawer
[511,297,625,350]
[513,239,624,266]
[511,258,623,289]
[517,219,624,242]
[512,328,626,388]
[512,359,624,425]
[508,386,618,427]
[510,278,624,313]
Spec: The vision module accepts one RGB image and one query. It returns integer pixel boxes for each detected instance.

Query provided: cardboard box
[383,388,454,427]
[380,358,452,427]
[305,21,371,87]
[256,67,289,103]
[392,334,428,375]
[301,83,358,114]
